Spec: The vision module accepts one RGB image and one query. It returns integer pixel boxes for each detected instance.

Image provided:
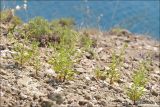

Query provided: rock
[0,44,6,50]
[151,90,158,97]
[46,68,57,77]
[90,86,96,91]
[20,92,28,100]
[85,76,91,81]
[48,93,64,104]
[98,99,106,106]
[105,66,110,71]
[100,54,108,61]
[41,98,55,107]
[113,96,124,103]
[86,102,94,107]
[117,78,126,84]
[75,68,86,74]
[123,63,129,69]
[67,100,73,104]
[78,100,88,106]
[138,104,159,107]
[1,50,16,58]
[84,94,91,100]
[85,52,92,59]
[100,81,109,88]
[91,77,97,81]
[17,76,32,87]
[0,91,5,97]
[54,87,63,93]
[94,94,101,100]
[77,89,83,95]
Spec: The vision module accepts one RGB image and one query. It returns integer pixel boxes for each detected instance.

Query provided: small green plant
[94,67,106,80]
[127,84,145,105]
[49,47,75,82]
[13,41,33,69]
[107,43,128,84]
[80,34,93,51]
[126,60,149,105]
[30,42,41,76]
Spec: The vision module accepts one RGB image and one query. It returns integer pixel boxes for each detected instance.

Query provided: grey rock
[78,100,88,106]
[94,94,101,100]
[0,44,6,50]
[86,102,94,107]
[90,86,96,91]
[41,98,55,107]
[123,63,129,69]
[151,90,158,97]
[48,93,64,104]
[84,94,91,100]
[20,92,28,100]
[98,99,106,106]
[75,67,86,74]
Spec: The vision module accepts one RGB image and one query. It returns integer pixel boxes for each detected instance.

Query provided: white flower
[16,5,21,10]
[23,4,27,10]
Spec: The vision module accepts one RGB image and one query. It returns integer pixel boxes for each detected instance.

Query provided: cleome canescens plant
[30,41,41,76]
[48,46,75,82]
[13,41,33,69]
[126,60,150,105]
[107,43,128,84]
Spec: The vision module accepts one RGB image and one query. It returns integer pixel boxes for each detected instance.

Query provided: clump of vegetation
[26,17,52,37]
[50,18,75,28]
[107,43,128,84]
[49,47,75,82]
[126,60,149,105]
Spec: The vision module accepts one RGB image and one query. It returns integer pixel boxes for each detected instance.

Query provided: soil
[0,26,160,107]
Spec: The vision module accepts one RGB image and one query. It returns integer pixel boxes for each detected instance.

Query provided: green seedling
[126,60,149,105]
[81,34,93,51]
[49,47,75,82]
[127,84,145,105]
[13,41,33,69]
[107,43,128,84]
[30,42,41,76]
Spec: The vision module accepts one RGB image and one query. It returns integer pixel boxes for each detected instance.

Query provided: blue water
[1,0,160,39]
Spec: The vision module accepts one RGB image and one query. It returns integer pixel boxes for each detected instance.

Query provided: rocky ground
[0,28,160,107]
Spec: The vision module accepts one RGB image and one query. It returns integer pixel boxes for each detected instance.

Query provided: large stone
[48,93,64,104]
[41,98,55,107]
